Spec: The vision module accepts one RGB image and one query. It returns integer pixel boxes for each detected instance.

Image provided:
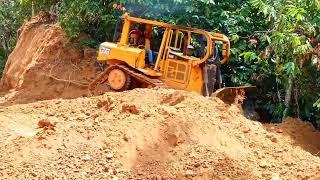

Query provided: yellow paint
[96,14,231,95]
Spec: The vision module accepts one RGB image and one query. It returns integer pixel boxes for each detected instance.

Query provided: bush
[0,49,6,77]
[59,0,118,42]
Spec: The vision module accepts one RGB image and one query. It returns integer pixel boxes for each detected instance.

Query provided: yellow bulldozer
[89,13,255,105]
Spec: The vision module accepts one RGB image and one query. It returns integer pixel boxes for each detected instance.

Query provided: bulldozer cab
[100,15,229,62]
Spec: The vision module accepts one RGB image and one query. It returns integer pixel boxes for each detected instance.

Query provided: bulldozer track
[88,64,167,91]
[118,65,167,88]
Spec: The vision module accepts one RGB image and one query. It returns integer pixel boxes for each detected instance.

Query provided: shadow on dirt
[0,86,89,107]
[130,118,254,179]
[263,118,320,157]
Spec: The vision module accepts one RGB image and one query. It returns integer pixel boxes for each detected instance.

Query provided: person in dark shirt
[129,24,143,46]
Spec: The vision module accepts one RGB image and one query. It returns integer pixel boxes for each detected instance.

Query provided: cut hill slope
[0,12,98,105]
[0,88,319,179]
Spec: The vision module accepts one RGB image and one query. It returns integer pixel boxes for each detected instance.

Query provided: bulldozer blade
[212,86,257,105]
[212,86,260,120]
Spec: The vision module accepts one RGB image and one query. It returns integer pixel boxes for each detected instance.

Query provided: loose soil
[0,89,320,179]
[0,12,99,106]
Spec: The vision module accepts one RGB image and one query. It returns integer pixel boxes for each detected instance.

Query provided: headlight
[100,47,111,55]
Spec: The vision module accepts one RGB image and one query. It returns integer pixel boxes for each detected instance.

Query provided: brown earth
[0,14,320,180]
[0,12,99,106]
[0,89,320,180]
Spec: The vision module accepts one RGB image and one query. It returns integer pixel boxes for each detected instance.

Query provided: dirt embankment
[0,12,98,105]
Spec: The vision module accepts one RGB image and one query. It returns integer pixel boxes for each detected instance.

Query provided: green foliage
[249,0,320,125]
[0,0,32,77]
[19,0,61,13]
[314,98,320,110]
[59,0,118,43]
[78,36,98,49]
[0,49,6,76]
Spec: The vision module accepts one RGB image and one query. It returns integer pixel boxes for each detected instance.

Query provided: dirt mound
[265,117,320,155]
[0,12,98,105]
[0,89,319,179]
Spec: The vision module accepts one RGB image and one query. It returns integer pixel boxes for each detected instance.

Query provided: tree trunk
[1,39,10,57]
[282,75,294,120]
[294,84,300,118]
[32,1,35,16]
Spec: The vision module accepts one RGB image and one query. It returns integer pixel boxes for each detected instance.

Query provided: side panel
[107,47,145,68]
[98,43,145,69]
[162,59,203,94]
[162,59,190,90]
[186,65,203,95]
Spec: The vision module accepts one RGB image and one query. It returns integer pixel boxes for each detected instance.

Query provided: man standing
[144,24,157,65]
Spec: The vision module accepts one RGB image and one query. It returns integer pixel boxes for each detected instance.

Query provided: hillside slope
[0,12,98,106]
